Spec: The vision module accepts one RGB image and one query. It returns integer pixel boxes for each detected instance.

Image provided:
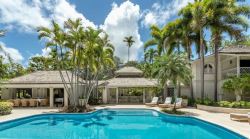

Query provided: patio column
[237,56,240,77]
[103,87,108,104]
[116,88,119,104]
[143,88,146,104]
[64,89,68,107]
[49,88,54,108]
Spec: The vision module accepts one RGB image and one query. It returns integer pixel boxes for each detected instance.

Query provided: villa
[1,66,192,107]
[192,45,250,101]
[1,46,250,108]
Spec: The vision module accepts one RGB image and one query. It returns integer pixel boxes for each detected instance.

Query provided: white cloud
[41,47,52,57]
[30,47,52,58]
[50,0,96,28]
[0,0,96,32]
[101,1,143,62]
[0,0,50,32]
[141,0,194,27]
[0,42,24,63]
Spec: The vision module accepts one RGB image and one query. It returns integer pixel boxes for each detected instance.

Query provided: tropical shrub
[217,101,231,107]
[0,102,13,115]
[195,98,215,106]
[197,99,250,109]
[222,75,250,101]
[187,98,196,106]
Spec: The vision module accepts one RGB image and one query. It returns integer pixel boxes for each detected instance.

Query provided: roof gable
[6,71,73,84]
[115,66,143,77]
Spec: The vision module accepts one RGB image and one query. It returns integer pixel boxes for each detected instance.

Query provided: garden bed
[197,104,250,114]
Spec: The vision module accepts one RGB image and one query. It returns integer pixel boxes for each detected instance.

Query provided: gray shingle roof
[219,45,250,54]
[5,71,74,84]
[105,78,157,87]
[115,66,143,76]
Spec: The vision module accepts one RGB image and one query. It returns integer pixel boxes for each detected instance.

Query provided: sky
[0,0,249,66]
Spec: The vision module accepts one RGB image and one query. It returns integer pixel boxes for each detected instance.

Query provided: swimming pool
[0,109,246,139]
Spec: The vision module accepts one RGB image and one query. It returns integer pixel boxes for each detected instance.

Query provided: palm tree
[204,0,250,101]
[144,48,157,64]
[179,1,212,100]
[38,19,115,111]
[153,53,192,111]
[144,25,165,55]
[123,36,135,62]
[0,30,5,52]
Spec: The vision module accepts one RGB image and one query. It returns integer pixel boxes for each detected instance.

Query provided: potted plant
[181,95,188,107]
[79,96,85,106]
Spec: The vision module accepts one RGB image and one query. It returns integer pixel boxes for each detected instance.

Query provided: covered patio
[1,71,69,107]
[100,67,158,104]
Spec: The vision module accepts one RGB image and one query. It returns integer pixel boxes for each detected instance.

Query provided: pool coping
[0,108,247,139]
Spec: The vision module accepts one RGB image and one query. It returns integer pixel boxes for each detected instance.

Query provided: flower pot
[182,99,188,107]
[79,99,85,106]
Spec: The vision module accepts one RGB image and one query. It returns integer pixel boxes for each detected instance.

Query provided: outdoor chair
[158,97,172,108]
[40,99,48,106]
[21,99,29,107]
[29,99,37,107]
[171,98,182,109]
[145,97,159,107]
[248,113,250,124]
[13,99,21,107]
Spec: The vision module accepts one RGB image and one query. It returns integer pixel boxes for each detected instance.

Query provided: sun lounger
[248,113,250,124]
[40,99,49,106]
[230,113,249,122]
[171,98,182,109]
[145,97,159,107]
[158,97,172,108]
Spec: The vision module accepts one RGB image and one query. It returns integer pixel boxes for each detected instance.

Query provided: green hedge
[0,102,13,115]
[195,98,250,109]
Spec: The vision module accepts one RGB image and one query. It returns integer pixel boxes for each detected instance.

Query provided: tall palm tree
[144,48,157,64]
[144,25,165,55]
[153,53,192,111]
[179,1,212,100]
[123,36,135,62]
[38,19,115,110]
[204,0,250,101]
[0,30,5,51]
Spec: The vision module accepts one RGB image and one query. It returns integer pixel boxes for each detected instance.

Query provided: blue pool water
[0,109,246,139]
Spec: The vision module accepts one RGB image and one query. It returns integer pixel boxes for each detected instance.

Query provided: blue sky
[0,0,249,65]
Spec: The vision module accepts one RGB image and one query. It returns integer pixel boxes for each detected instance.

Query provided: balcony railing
[222,67,250,79]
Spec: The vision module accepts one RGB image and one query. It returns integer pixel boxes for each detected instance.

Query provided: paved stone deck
[0,105,249,138]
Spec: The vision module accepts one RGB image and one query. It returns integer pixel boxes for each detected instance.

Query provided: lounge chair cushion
[164,97,172,104]
[151,97,158,104]
[230,113,248,121]
[175,98,182,106]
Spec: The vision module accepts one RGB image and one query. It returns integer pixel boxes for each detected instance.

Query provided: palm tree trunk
[187,43,194,99]
[214,43,218,102]
[178,82,181,97]
[128,46,130,62]
[200,29,205,100]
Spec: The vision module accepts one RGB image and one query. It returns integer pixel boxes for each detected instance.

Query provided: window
[16,88,32,98]
[204,64,214,74]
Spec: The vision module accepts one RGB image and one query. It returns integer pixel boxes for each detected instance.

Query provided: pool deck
[0,105,249,138]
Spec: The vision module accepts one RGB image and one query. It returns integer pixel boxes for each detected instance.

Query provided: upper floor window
[204,64,213,74]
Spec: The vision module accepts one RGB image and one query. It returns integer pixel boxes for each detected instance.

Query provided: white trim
[116,88,119,104]
[237,56,240,77]
[49,88,54,108]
